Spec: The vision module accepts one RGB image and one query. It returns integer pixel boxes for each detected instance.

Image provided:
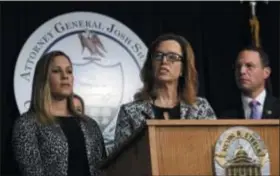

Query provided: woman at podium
[114,33,216,149]
[12,51,106,176]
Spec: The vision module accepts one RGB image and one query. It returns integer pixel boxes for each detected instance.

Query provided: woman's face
[73,97,83,114]
[49,55,73,99]
[152,40,183,83]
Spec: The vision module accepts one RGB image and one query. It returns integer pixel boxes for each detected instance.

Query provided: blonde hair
[29,51,82,124]
[134,33,198,105]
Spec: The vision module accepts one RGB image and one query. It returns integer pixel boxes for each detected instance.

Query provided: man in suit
[220,46,280,119]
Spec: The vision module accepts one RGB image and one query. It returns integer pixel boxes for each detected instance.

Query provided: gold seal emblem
[214,126,270,176]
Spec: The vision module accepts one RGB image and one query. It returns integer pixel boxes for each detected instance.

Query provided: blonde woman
[12,51,106,176]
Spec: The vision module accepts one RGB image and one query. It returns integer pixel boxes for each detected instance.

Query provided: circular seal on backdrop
[13,11,147,153]
[214,126,270,176]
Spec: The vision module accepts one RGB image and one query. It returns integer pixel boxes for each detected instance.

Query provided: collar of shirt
[241,89,266,118]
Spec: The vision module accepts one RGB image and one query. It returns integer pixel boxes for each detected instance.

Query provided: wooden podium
[100,120,279,176]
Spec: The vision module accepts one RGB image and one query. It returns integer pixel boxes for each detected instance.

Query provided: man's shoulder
[218,100,243,119]
[266,94,280,103]
[264,94,280,118]
[219,108,240,119]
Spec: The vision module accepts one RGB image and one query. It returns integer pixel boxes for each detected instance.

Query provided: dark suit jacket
[219,94,280,119]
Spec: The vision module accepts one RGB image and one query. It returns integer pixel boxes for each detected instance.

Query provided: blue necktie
[249,100,261,119]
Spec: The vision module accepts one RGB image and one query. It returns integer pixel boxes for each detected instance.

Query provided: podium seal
[214,126,270,176]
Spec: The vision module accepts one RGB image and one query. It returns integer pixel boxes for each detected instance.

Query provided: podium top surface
[146,119,280,126]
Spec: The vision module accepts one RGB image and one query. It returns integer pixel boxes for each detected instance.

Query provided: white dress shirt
[241,89,266,119]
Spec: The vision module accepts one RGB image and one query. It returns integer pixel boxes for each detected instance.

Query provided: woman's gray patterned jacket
[12,112,106,176]
[114,97,216,148]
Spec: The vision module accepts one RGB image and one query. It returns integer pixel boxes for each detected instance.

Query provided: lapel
[141,101,156,119]
[262,94,275,119]
[38,120,68,143]
[37,120,68,155]
[79,119,92,162]
[180,102,190,119]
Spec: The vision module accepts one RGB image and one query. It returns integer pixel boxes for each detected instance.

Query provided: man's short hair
[239,46,270,67]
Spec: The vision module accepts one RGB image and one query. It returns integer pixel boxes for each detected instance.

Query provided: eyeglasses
[152,52,183,62]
